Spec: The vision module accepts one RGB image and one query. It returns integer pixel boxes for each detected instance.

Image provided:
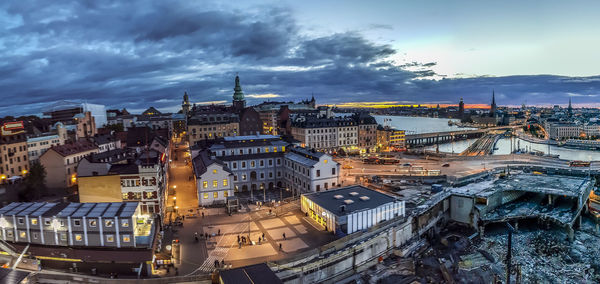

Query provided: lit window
[31,219,38,225]
[123,235,131,242]
[203,181,208,188]
[89,220,97,227]
[224,191,229,197]
[273,147,277,152]
[19,231,26,238]
[121,220,129,227]
[265,147,269,153]
[223,179,228,186]
[324,159,328,164]
[105,220,113,227]
[213,180,218,188]
[282,146,285,151]
[213,169,217,174]
[75,234,83,241]
[204,193,208,199]
[213,192,218,198]
[106,235,114,242]
[242,174,247,181]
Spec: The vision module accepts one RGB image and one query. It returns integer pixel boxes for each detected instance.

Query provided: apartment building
[291,116,358,152]
[0,121,29,183]
[192,150,234,206]
[376,126,406,152]
[283,147,340,196]
[26,123,67,162]
[187,112,239,146]
[39,141,99,188]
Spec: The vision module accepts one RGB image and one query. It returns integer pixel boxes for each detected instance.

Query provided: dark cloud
[0,1,598,117]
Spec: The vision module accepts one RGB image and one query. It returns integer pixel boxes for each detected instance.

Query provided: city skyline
[1,1,599,116]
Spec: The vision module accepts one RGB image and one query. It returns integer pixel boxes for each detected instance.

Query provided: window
[224,191,229,198]
[19,231,26,239]
[204,193,209,199]
[260,160,264,166]
[324,159,328,164]
[242,174,247,181]
[332,168,336,175]
[213,169,217,174]
[251,161,255,167]
[74,219,81,226]
[213,180,218,188]
[203,181,208,188]
[75,234,83,241]
[316,185,321,191]
[282,146,285,151]
[44,219,51,226]
[223,179,228,186]
[106,235,114,242]
[18,218,24,225]
[316,170,321,177]
[273,147,277,152]
[265,147,269,153]
[213,192,218,198]
[269,160,273,166]
[242,162,246,168]
[121,219,129,227]
[234,175,238,181]
[277,159,281,165]
[105,220,113,227]
[233,162,237,169]
[60,233,67,241]
[33,232,38,239]
[89,220,97,227]
[123,235,131,242]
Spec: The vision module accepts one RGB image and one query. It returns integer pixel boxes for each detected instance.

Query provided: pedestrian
[262,232,265,239]
[214,260,219,268]
[269,209,272,215]
[279,243,282,251]
[175,267,178,275]
[238,241,242,249]
[218,229,221,235]
[194,232,198,242]
[237,235,240,243]
[202,212,205,218]
[221,259,225,267]
[258,238,261,245]
[182,215,185,221]
[283,232,286,240]
[205,232,208,239]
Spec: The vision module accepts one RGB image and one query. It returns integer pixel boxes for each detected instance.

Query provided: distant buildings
[26,123,67,162]
[43,101,107,128]
[376,126,406,152]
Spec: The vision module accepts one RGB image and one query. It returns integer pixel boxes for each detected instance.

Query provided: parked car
[442,163,450,167]
[342,164,354,169]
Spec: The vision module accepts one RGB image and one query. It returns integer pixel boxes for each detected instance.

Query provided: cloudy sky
[1,0,599,116]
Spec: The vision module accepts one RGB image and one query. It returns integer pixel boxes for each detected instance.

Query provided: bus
[569,161,591,167]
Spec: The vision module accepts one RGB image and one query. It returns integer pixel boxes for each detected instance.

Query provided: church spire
[490,90,497,117]
[568,97,573,117]
[233,75,244,101]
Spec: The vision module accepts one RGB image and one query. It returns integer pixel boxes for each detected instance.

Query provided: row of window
[202,191,229,199]
[229,158,281,169]
[202,179,228,188]
[218,146,285,157]
[231,171,281,182]
[17,217,130,228]
[3,230,133,244]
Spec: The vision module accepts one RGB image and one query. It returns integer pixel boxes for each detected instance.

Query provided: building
[254,97,317,135]
[207,135,288,194]
[232,75,246,112]
[43,101,107,128]
[0,121,29,184]
[300,185,405,234]
[239,107,262,136]
[26,123,67,162]
[490,90,497,117]
[283,147,340,196]
[376,126,406,152]
[547,123,581,140]
[219,263,282,284]
[0,201,154,248]
[91,134,121,153]
[187,111,239,146]
[74,111,97,140]
[291,113,358,152]
[352,113,378,153]
[192,150,234,206]
[39,141,99,188]
[458,97,465,119]
[77,150,165,215]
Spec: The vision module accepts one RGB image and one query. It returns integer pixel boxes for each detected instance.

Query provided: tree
[21,161,47,201]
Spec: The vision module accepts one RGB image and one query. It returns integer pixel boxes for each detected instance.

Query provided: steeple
[233,75,244,101]
[232,75,246,112]
[568,97,573,117]
[182,91,191,115]
[458,97,465,119]
[490,90,497,117]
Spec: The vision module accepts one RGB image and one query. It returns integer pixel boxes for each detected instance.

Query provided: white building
[26,123,67,162]
[284,147,340,196]
[547,123,581,140]
[192,150,234,206]
[291,115,358,151]
[301,185,405,234]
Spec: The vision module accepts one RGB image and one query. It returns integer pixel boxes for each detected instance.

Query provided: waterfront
[373,115,475,134]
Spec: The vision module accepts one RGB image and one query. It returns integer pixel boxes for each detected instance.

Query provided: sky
[1,0,599,116]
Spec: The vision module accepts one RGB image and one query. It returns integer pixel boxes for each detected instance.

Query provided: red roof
[50,140,98,157]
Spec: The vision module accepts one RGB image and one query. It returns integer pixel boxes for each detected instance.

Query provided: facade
[187,112,239,146]
[39,141,99,188]
[353,113,378,153]
[192,150,234,206]
[208,135,288,193]
[0,121,29,183]
[239,107,262,136]
[291,115,358,152]
[300,185,405,234]
[376,126,406,152]
[92,134,121,153]
[77,150,165,215]
[43,101,107,128]
[0,202,154,248]
[283,147,340,196]
[75,111,97,140]
[26,123,67,162]
[547,123,581,140]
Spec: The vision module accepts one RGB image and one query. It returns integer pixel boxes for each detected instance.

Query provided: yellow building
[77,174,122,203]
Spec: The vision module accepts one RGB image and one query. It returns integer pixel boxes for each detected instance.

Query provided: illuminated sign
[1,121,25,136]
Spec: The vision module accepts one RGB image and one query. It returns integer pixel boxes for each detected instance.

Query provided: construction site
[369,170,600,283]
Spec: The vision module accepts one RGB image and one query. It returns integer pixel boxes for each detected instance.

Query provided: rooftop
[193,150,232,177]
[219,263,282,284]
[303,185,398,216]
[48,140,98,157]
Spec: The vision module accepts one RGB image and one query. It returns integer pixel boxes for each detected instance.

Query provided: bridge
[405,125,518,148]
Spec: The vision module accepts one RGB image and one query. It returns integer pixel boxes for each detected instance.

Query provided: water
[373,115,475,135]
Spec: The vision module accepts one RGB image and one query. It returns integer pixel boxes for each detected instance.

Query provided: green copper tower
[232,75,246,111]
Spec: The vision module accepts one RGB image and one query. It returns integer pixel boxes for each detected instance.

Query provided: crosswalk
[197,246,228,272]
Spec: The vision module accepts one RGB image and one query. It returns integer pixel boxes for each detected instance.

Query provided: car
[342,164,354,169]
[442,163,450,167]
[402,163,412,167]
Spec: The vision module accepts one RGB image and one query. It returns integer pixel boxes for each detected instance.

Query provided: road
[167,141,198,221]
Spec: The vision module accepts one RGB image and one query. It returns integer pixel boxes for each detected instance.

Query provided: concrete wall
[449,195,474,225]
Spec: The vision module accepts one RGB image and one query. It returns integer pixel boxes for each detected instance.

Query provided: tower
[490,90,497,117]
[232,75,246,112]
[458,97,465,118]
[182,92,191,116]
[310,94,316,109]
[568,97,573,117]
